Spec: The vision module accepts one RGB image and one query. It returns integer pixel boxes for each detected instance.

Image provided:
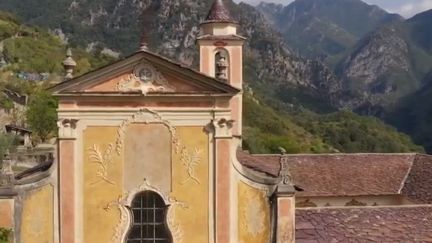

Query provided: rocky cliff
[257,0,402,62]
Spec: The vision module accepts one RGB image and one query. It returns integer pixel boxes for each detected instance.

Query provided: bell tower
[198,0,245,137]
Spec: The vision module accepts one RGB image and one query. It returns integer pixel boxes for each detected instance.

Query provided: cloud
[396,0,432,17]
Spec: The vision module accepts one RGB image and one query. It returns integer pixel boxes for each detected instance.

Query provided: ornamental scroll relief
[104,178,188,243]
[87,108,203,187]
[86,109,204,242]
[116,62,175,95]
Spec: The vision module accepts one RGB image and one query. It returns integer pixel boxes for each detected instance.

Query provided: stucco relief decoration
[242,194,266,237]
[103,178,188,243]
[57,118,78,138]
[180,147,202,185]
[88,108,201,188]
[88,144,116,185]
[212,118,234,138]
[89,109,203,242]
[114,108,180,155]
[116,62,175,95]
[279,156,293,186]
[114,108,201,186]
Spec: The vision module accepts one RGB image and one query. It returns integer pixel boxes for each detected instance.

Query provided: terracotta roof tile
[402,154,432,204]
[237,151,421,197]
[296,206,432,242]
[237,150,280,177]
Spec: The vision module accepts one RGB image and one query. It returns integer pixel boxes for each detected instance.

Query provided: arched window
[127,191,172,243]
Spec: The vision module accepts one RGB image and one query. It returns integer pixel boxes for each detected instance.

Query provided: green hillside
[248,93,423,154]
[0,9,423,154]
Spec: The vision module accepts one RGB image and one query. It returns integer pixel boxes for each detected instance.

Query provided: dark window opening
[127,191,172,243]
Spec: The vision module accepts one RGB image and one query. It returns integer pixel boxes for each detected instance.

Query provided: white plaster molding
[57,118,79,139]
[58,109,231,127]
[117,62,175,95]
[87,144,116,186]
[180,148,202,185]
[212,118,234,138]
[104,178,188,243]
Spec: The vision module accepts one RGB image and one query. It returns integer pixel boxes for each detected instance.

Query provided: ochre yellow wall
[171,126,209,242]
[238,181,271,243]
[81,125,209,243]
[21,185,54,243]
[83,127,123,243]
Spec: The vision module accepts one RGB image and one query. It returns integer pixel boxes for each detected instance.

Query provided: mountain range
[0,0,430,153]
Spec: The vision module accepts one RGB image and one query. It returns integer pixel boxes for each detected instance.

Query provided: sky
[234,0,432,18]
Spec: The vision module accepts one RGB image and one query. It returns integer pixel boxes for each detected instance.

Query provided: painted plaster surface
[83,127,123,243]
[230,47,243,87]
[216,139,231,242]
[59,139,75,243]
[0,199,13,228]
[21,185,54,243]
[277,197,295,243]
[124,124,171,193]
[75,100,215,109]
[238,181,270,243]
[171,127,209,243]
[86,71,131,92]
[200,46,211,75]
[231,96,242,136]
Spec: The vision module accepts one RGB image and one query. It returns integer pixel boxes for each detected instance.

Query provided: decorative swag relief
[86,108,204,242]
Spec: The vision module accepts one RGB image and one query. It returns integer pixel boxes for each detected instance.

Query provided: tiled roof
[204,0,236,23]
[296,206,432,242]
[237,151,432,200]
[401,154,432,204]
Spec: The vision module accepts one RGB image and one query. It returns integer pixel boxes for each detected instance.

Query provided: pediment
[51,51,239,96]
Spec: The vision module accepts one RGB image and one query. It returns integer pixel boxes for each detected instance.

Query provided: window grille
[127,191,172,243]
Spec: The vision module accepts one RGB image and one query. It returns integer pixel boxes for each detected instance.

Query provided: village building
[0,0,431,242]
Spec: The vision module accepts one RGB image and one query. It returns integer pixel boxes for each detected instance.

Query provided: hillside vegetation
[0,11,114,141]
[246,93,423,154]
[0,8,424,154]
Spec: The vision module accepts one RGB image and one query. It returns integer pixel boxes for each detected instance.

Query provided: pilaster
[273,155,296,243]
[57,118,78,243]
[212,118,234,243]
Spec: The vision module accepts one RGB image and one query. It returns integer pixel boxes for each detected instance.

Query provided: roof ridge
[50,50,240,94]
[296,204,432,210]
[398,158,415,194]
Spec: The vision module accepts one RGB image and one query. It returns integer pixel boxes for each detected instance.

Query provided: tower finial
[139,37,149,51]
[63,48,77,80]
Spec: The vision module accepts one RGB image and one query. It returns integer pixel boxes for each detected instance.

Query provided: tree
[0,227,12,243]
[0,133,17,163]
[26,91,57,142]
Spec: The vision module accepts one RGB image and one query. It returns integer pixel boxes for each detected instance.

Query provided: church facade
[52,1,294,242]
[1,0,432,243]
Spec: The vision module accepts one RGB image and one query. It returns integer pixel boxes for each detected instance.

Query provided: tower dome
[204,0,236,23]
